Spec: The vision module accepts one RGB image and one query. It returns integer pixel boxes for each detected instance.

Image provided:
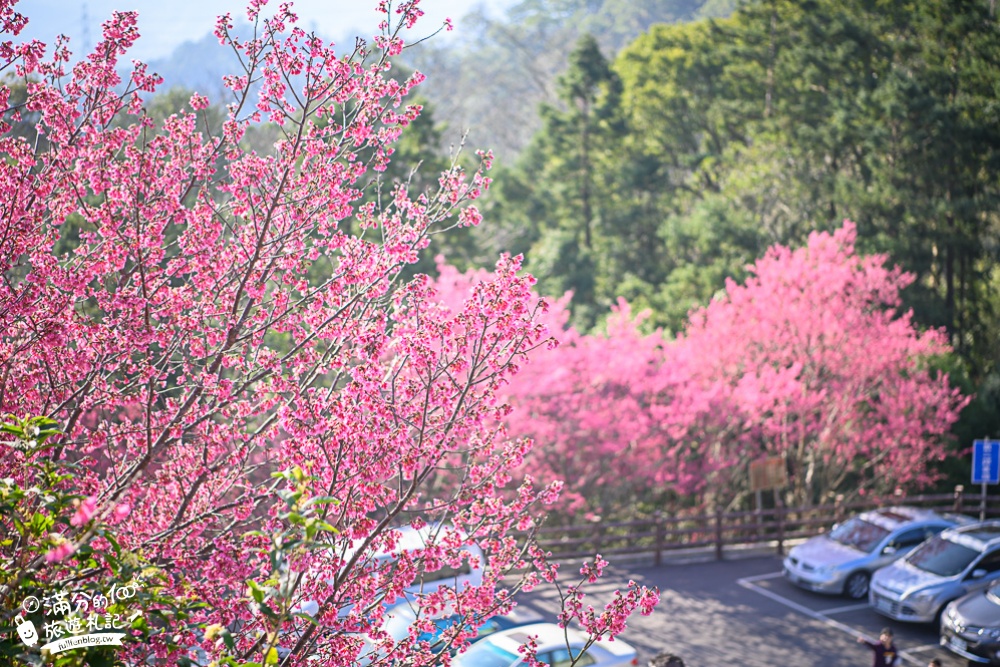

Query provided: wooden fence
[534,486,997,565]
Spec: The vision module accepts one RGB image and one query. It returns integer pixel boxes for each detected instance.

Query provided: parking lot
[521,554,966,667]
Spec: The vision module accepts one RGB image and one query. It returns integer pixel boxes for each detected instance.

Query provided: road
[520,554,967,667]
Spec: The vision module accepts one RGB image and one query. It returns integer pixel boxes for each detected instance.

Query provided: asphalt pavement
[519,554,966,667]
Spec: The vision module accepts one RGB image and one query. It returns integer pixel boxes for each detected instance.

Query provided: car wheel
[844,572,870,600]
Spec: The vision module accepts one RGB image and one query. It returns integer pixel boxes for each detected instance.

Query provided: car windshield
[828,517,891,553]
[905,535,979,576]
[458,639,519,667]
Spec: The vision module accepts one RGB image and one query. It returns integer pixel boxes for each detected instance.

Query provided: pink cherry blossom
[0,1,657,663]
[487,221,967,515]
[70,496,98,527]
[45,539,75,563]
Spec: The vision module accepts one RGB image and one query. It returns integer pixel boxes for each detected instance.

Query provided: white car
[782,506,963,599]
[340,523,485,602]
[452,623,638,667]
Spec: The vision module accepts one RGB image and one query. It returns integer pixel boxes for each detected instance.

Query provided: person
[857,628,898,667]
[648,652,685,667]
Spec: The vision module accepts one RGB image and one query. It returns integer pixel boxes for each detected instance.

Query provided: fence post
[715,507,724,561]
[834,494,846,525]
[774,489,785,556]
[754,489,763,542]
[954,484,965,513]
[654,511,664,567]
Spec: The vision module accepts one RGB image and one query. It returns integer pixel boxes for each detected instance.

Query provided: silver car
[870,520,1000,623]
[940,583,1000,664]
[783,506,960,599]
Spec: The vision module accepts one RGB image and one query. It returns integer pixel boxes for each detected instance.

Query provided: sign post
[749,457,788,553]
[972,439,1000,521]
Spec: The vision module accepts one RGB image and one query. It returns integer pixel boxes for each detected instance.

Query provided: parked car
[782,506,962,599]
[870,520,1000,623]
[343,523,485,603]
[333,604,544,665]
[452,622,638,667]
[471,608,546,642]
[940,582,1000,664]
[379,602,544,655]
[281,522,484,618]
[273,523,484,661]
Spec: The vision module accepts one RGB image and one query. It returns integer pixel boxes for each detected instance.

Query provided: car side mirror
[972,568,988,579]
[882,545,897,555]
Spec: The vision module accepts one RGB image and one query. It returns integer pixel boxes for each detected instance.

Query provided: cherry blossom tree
[677,222,969,507]
[501,300,668,519]
[0,1,657,665]
[494,222,968,518]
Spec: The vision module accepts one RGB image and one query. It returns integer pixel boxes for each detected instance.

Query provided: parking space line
[737,574,862,636]
[901,643,942,655]
[898,642,946,665]
[736,571,785,583]
[818,602,871,615]
[738,573,940,666]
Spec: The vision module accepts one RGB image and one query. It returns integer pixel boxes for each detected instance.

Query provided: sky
[15,0,509,63]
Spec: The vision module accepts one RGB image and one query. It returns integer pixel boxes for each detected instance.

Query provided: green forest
[410,0,1000,461]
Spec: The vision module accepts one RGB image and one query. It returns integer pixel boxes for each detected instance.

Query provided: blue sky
[15,0,508,62]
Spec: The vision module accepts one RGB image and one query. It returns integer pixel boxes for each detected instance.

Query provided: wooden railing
[534,486,997,564]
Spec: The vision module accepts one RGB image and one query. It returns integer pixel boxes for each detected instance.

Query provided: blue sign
[973,439,1000,484]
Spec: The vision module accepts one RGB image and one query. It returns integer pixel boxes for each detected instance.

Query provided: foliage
[404,0,722,160]
[0,415,203,667]
[472,0,1000,469]
[0,1,658,665]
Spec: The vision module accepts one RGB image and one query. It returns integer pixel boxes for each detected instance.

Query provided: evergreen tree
[508,34,628,326]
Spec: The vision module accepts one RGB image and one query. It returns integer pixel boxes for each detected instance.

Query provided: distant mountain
[143,19,360,102]
[139,1,736,163]
[145,29,240,100]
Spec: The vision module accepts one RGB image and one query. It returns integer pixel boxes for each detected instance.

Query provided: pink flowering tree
[433,261,736,522]
[501,301,671,520]
[493,222,967,518]
[0,1,657,665]
[675,221,968,507]
[499,300,740,521]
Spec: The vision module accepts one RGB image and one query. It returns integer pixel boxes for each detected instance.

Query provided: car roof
[486,623,636,658]
[490,623,587,652]
[858,506,945,530]
[384,602,419,622]
[941,520,1000,550]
